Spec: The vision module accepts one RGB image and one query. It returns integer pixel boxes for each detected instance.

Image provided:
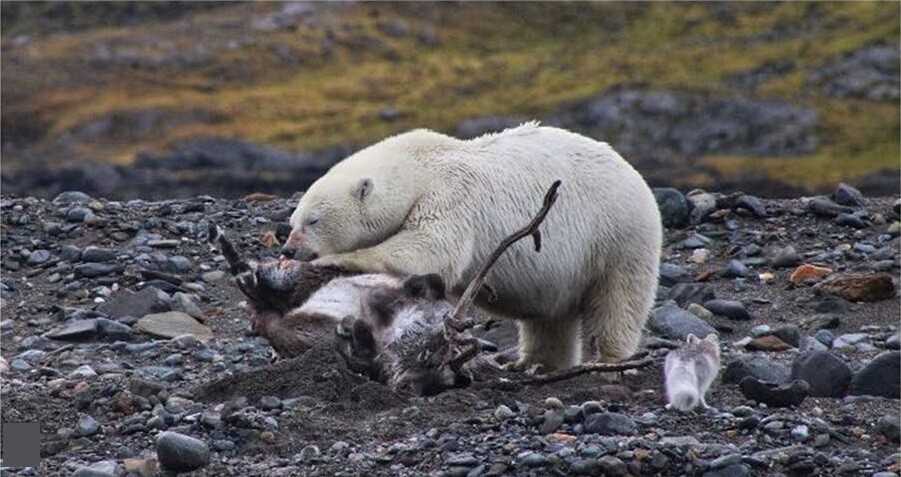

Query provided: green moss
[2,1,898,190]
[701,99,900,189]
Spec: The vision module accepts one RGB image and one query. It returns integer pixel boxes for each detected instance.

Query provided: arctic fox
[664,334,721,412]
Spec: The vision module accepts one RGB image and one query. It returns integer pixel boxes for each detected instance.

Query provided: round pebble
[156,431,211,472]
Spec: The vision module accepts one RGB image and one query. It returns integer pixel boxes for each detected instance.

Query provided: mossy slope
[1,2,898,192]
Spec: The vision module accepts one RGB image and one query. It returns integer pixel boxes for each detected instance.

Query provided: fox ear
[685,333,699,344]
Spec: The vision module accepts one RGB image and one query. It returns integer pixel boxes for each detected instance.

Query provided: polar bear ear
[354,178,373,202]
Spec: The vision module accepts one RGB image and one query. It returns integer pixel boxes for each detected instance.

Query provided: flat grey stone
[808,197,852,218]
[73,414,100,437]
[648,302,717,340]
[771,246,801,268]
[659,262,690,287]
[659,436,700,447]
[74,263,124,279]
[27,250,51,265]
[136,311,212,341]
[71,460,119,477]
[81,246,118,263]
[98,286,170,319]
[583,412,637,436]
[704,299,752,321]
[44,319,99,341]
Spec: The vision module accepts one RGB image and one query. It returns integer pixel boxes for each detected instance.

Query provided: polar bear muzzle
[281,244,318,261]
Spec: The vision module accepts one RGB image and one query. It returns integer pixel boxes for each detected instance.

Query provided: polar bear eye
[306,218,320,227]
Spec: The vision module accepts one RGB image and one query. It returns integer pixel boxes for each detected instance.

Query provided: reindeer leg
[210,223,281,307]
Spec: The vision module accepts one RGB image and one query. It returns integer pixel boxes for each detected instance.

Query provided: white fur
[299,274,403,318]
[664,335,720,412]
[382,301,452,343]
[293,123,663,370]
[665,356,702,411]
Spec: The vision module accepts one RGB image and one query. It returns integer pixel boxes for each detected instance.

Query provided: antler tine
[447,180,561,327]
[447,341,481,373]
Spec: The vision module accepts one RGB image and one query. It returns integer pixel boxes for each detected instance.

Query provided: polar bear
[283,122,662,370]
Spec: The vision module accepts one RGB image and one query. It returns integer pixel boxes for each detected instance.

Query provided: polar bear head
[282,131,445,260]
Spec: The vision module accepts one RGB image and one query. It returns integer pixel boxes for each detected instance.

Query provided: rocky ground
[1,185,899,476]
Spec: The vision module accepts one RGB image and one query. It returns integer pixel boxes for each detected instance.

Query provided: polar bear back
[390,123,662,319]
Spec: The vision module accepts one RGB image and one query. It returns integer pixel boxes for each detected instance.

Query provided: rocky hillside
[1,183,898,475]
[1,2,899,199]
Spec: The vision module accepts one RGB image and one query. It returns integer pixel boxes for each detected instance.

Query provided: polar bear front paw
[313,252,388,273]
[503,359,550,375]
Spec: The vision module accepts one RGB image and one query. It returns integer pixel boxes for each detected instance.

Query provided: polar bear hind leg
[516,317,582,371]
[581,259,655,363]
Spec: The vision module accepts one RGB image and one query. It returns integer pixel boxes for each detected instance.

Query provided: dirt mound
[193,345,402,408]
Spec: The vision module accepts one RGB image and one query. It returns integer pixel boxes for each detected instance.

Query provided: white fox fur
[664,334,721,412]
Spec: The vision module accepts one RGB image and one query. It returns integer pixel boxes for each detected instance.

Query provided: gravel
[0,192,897,476]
